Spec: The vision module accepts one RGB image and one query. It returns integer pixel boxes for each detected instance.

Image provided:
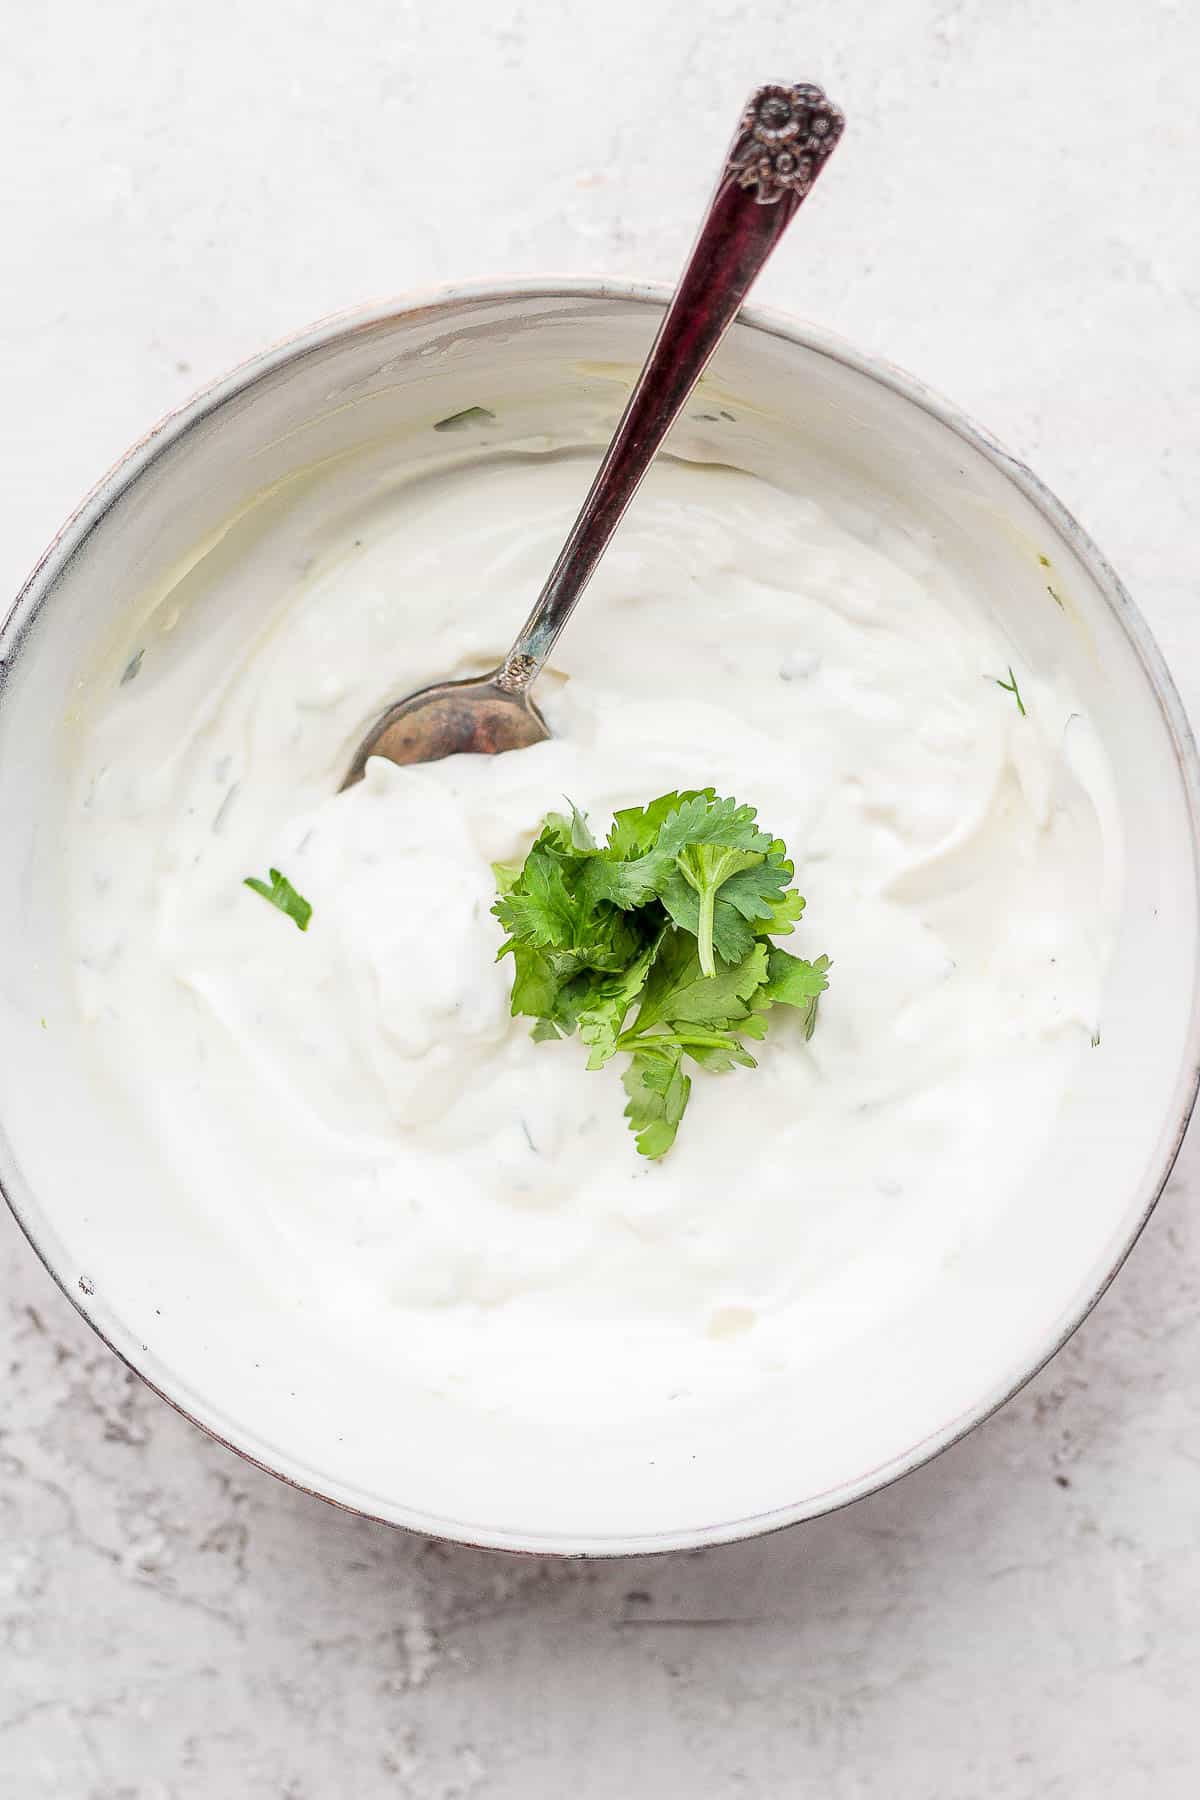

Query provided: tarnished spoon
[343,82,844,787]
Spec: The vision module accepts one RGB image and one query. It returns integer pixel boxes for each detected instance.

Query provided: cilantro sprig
[493,791,829,1158]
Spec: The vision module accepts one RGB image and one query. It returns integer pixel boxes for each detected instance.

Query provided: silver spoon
[343,82,844,787]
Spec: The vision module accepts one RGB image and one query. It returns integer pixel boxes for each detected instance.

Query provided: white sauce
[67,451,1121,1417]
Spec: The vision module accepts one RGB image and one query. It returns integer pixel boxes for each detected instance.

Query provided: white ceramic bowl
[2,282,1198,1554]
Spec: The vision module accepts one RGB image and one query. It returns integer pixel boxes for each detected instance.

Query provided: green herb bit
[492,790,830,1159]
[433,405,496,433]
[671,842,790,977]
[623,1047,692,1159]
[244,868,312,932]
[121,648,145,685]
[994,666,1026,716]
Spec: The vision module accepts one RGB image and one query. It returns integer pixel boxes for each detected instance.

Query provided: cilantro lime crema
[66,449,1119,1408]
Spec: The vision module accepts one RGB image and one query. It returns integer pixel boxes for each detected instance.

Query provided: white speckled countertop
[3,2,1199,1793]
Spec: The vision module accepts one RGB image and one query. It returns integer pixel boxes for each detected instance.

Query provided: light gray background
[2,2,1198,1794]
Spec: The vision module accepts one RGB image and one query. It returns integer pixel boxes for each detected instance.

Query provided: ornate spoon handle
[496,82,844,693]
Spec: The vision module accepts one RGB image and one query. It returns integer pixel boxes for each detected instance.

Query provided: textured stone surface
[2,1,1199,1793]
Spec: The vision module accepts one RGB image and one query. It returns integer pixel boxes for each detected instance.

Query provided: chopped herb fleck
[212,783,239,834]
[244,868,312,931]
[1038,553,1051,568]
[121,649,145,685]
[433,405,496,433]
[995,667,1026,716]
[1091,1032,1101,1048]
[1046,583,1065,609]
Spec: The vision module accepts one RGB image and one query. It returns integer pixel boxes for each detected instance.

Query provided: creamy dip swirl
[68,451,1120,1413]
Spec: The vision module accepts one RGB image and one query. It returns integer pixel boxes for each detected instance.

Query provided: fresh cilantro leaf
[718,843,795,923]
[492,846,578,948]
[244,868,312,932]
[664,837,798,975]
[606,789,714,860]
[578,929,665,1070]
[506,943,615,1034]
[622,1047,692,1159]
[744,948,831,1043]
[625,931,767,1037]
[683,1037,759,1073]
[650,793,770,860]
[535,806,595,854]
[587,791,772,911]
[505,942,564,1019]
[493,815,643,972]
[659,867,754,965]
[552,802,597,851]
[660,847,798,965]
[763,947,830,1040]
[492,791,829,1157]
[672,845,766,975]
[758,886,806,936]
[764,946,830,1007]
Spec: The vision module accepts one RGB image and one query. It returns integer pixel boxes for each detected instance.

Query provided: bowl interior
[1,288,1196,1552]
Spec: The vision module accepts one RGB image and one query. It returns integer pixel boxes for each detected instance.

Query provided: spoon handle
[496,82,844,694]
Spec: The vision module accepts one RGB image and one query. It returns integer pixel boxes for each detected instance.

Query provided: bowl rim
[3,275,1199,1556]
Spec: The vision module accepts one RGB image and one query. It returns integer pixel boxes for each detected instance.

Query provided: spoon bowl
[342,670,548,784]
